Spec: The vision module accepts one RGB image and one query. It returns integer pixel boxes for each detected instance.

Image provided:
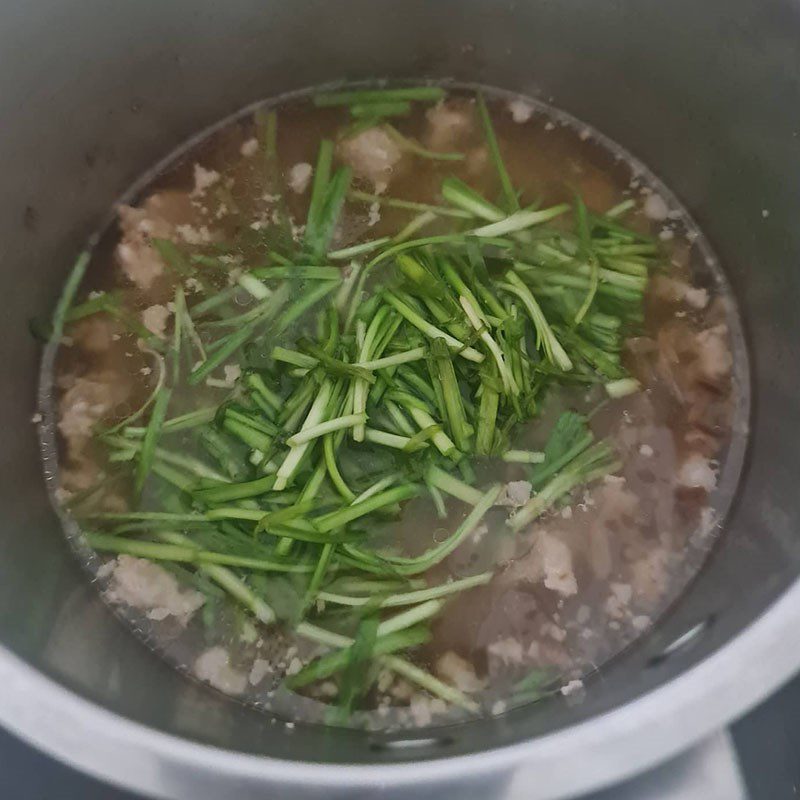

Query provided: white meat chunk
[560,679,584,697]
[538,532,578,597]
[105,555,204,626]
[367,201,381,227]
[651,275,709,309]
[643,193,669,221]
[677,453,717,491]
[408,695,446,727]
[190,164,221,197]
[496,480,532,508]
[115,191,200,290]
[630,547,671,602]
[596,479,639,518]
[487,637,525,665]
[424,100,474,150]
[58,373,130,457]
[239,138,258,158]
[141,304,171,338]
[487,635,532,677]
[656,319,733,409]
[694,325,733,382]
[116,223,167,290]
[194,647,247,695]
[435,651,485,693]
[175,224,213,245]
[507,98,534,123]
[224,364,241,385]
[248,658,272,686]
[288,162,313,194]
[605,582,633,619]
[337,127,402,187]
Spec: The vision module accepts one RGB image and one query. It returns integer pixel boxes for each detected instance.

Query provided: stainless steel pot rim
[1,578,798,800]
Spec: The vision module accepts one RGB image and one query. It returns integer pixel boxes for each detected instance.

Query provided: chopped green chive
[67,87,658,722]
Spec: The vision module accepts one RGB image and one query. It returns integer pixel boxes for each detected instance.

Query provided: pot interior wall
[1,0,800,766]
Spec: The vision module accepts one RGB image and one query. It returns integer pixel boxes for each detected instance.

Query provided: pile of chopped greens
[54,87,663,716]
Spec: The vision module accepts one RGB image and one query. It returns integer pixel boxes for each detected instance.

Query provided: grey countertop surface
[2,675,799,800]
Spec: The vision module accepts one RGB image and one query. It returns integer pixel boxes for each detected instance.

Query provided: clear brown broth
[44,88,747,729]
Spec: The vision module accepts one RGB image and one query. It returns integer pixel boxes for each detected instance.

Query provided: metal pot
[2,1,799,797]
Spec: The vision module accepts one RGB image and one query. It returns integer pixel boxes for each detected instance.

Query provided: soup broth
[39,86,747,729]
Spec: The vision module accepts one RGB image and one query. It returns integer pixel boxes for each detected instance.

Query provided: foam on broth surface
[38,86,749,729]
